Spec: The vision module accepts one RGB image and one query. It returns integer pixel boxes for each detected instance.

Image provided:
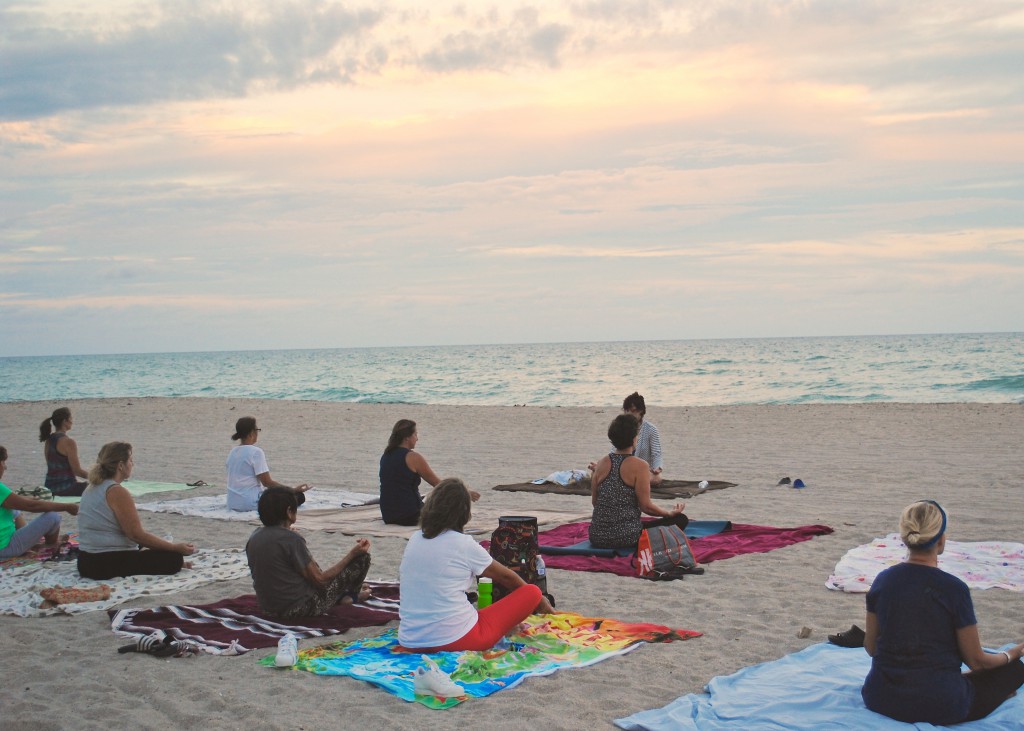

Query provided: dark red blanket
[529,523,834,577]
[108,581,400,654]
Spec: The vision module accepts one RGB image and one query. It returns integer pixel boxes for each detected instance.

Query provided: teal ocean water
[2,333,1022,407]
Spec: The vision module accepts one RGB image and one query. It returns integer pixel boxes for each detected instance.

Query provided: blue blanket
[615,643,1023,731]
[540,520,732,558]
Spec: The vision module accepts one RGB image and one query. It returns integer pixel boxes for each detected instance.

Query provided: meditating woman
[861,500,1024,724]
[622,392,664,486]
[0,445,79,559]
[77,441,195,579]
[39,406,89,496]
[245,487,372,617]
[379,419,478,526]
[588,413,688,549]
[226,416,310,512]
[398,478,553,651]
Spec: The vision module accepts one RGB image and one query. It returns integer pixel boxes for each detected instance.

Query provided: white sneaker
[275,633,298,667]
[413,655,464,698]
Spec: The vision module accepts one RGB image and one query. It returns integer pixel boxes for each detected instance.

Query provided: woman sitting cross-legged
[861,500,1024,725]
[246,487,372,618]
[227,416,310,512]
[379,419,478,526]
[588,413,688,549]
[398,478,553,652]
[77,442,195,580]
[0,445,79,559]
[39,406,89,497]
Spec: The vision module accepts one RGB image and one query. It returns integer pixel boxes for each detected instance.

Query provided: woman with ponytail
[38,406,88,496]
[861,500,1024,724]
[77,442,195,579]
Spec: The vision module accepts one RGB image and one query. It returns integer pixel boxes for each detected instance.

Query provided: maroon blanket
[527,523,834,577]
[108,581,400,655]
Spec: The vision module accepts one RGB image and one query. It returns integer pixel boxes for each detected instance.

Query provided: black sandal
[828,624,866,648]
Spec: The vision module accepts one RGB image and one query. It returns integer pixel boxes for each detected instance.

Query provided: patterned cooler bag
[636,524,702,580]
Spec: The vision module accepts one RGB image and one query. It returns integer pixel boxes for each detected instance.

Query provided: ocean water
[2,333,1022,407]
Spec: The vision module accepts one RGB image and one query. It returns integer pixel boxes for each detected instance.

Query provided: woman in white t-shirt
[398,478,553,651]
[226,416,310,512]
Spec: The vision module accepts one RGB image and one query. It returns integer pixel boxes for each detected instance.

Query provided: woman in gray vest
[77,442,196,580]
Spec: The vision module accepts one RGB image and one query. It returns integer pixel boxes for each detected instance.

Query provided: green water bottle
[477,577,493,608]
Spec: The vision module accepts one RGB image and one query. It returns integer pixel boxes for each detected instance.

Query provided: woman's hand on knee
[349,538,371,557]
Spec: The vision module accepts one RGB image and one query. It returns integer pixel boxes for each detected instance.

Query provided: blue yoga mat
[540,520,732,557]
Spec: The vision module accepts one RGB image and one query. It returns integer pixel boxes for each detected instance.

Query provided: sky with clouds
[2,0,1022,356]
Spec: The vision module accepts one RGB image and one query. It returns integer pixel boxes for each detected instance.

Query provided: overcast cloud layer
[1,0,1022,356]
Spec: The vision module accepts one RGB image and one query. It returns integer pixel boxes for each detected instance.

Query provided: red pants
[429,584,542,652]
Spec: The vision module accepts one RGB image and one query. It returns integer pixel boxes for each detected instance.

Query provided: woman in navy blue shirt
[862,500,1024,724]
[379,420,478,525]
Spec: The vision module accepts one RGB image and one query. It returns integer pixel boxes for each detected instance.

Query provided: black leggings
[383,510,420,527]
[644,513,690,533]
[49,480,88,497]
[592,514,691,550]
[78,549,184,580]
[963,658,1024,722]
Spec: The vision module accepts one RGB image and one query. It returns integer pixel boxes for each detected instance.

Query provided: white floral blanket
[0,548,250,617]
[136,490,378,521]
[826,533,1024,593]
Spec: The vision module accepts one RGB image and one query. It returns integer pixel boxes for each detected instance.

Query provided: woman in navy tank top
[379,420,478,525]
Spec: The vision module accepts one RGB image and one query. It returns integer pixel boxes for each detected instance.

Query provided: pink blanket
[529,523,834,577]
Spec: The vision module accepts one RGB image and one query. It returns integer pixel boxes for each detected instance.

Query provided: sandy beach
[1,398,1021,730]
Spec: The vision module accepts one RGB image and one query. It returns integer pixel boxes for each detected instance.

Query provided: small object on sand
[776,477,791,486]
[275,633,298,667]
[413,655,465,698]
[698,480,709,490]
[186,480,210,487]
[792,478,806,489]
[828,624,866,648]
[39,584,112,607]
[797,626,812,639]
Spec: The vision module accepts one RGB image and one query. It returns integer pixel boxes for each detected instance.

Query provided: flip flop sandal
[186,480,210,487]
[828,624,866,648]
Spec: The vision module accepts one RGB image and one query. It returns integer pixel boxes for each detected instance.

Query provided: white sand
[1,398,1021,730]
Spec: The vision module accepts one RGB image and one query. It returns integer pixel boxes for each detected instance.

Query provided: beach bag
[636,524,701,580]
[488,515,554,606]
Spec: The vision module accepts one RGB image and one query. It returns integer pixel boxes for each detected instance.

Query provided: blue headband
[916,500,947,549]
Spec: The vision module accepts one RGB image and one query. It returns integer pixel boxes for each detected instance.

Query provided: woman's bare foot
[340,583,373,604]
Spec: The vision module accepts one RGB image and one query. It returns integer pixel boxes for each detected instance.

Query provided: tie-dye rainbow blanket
[260,612,700,709]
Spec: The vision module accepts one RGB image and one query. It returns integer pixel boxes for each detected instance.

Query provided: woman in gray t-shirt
[246,487,372,617]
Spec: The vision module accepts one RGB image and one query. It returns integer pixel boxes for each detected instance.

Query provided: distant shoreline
[3,334,1022,407]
